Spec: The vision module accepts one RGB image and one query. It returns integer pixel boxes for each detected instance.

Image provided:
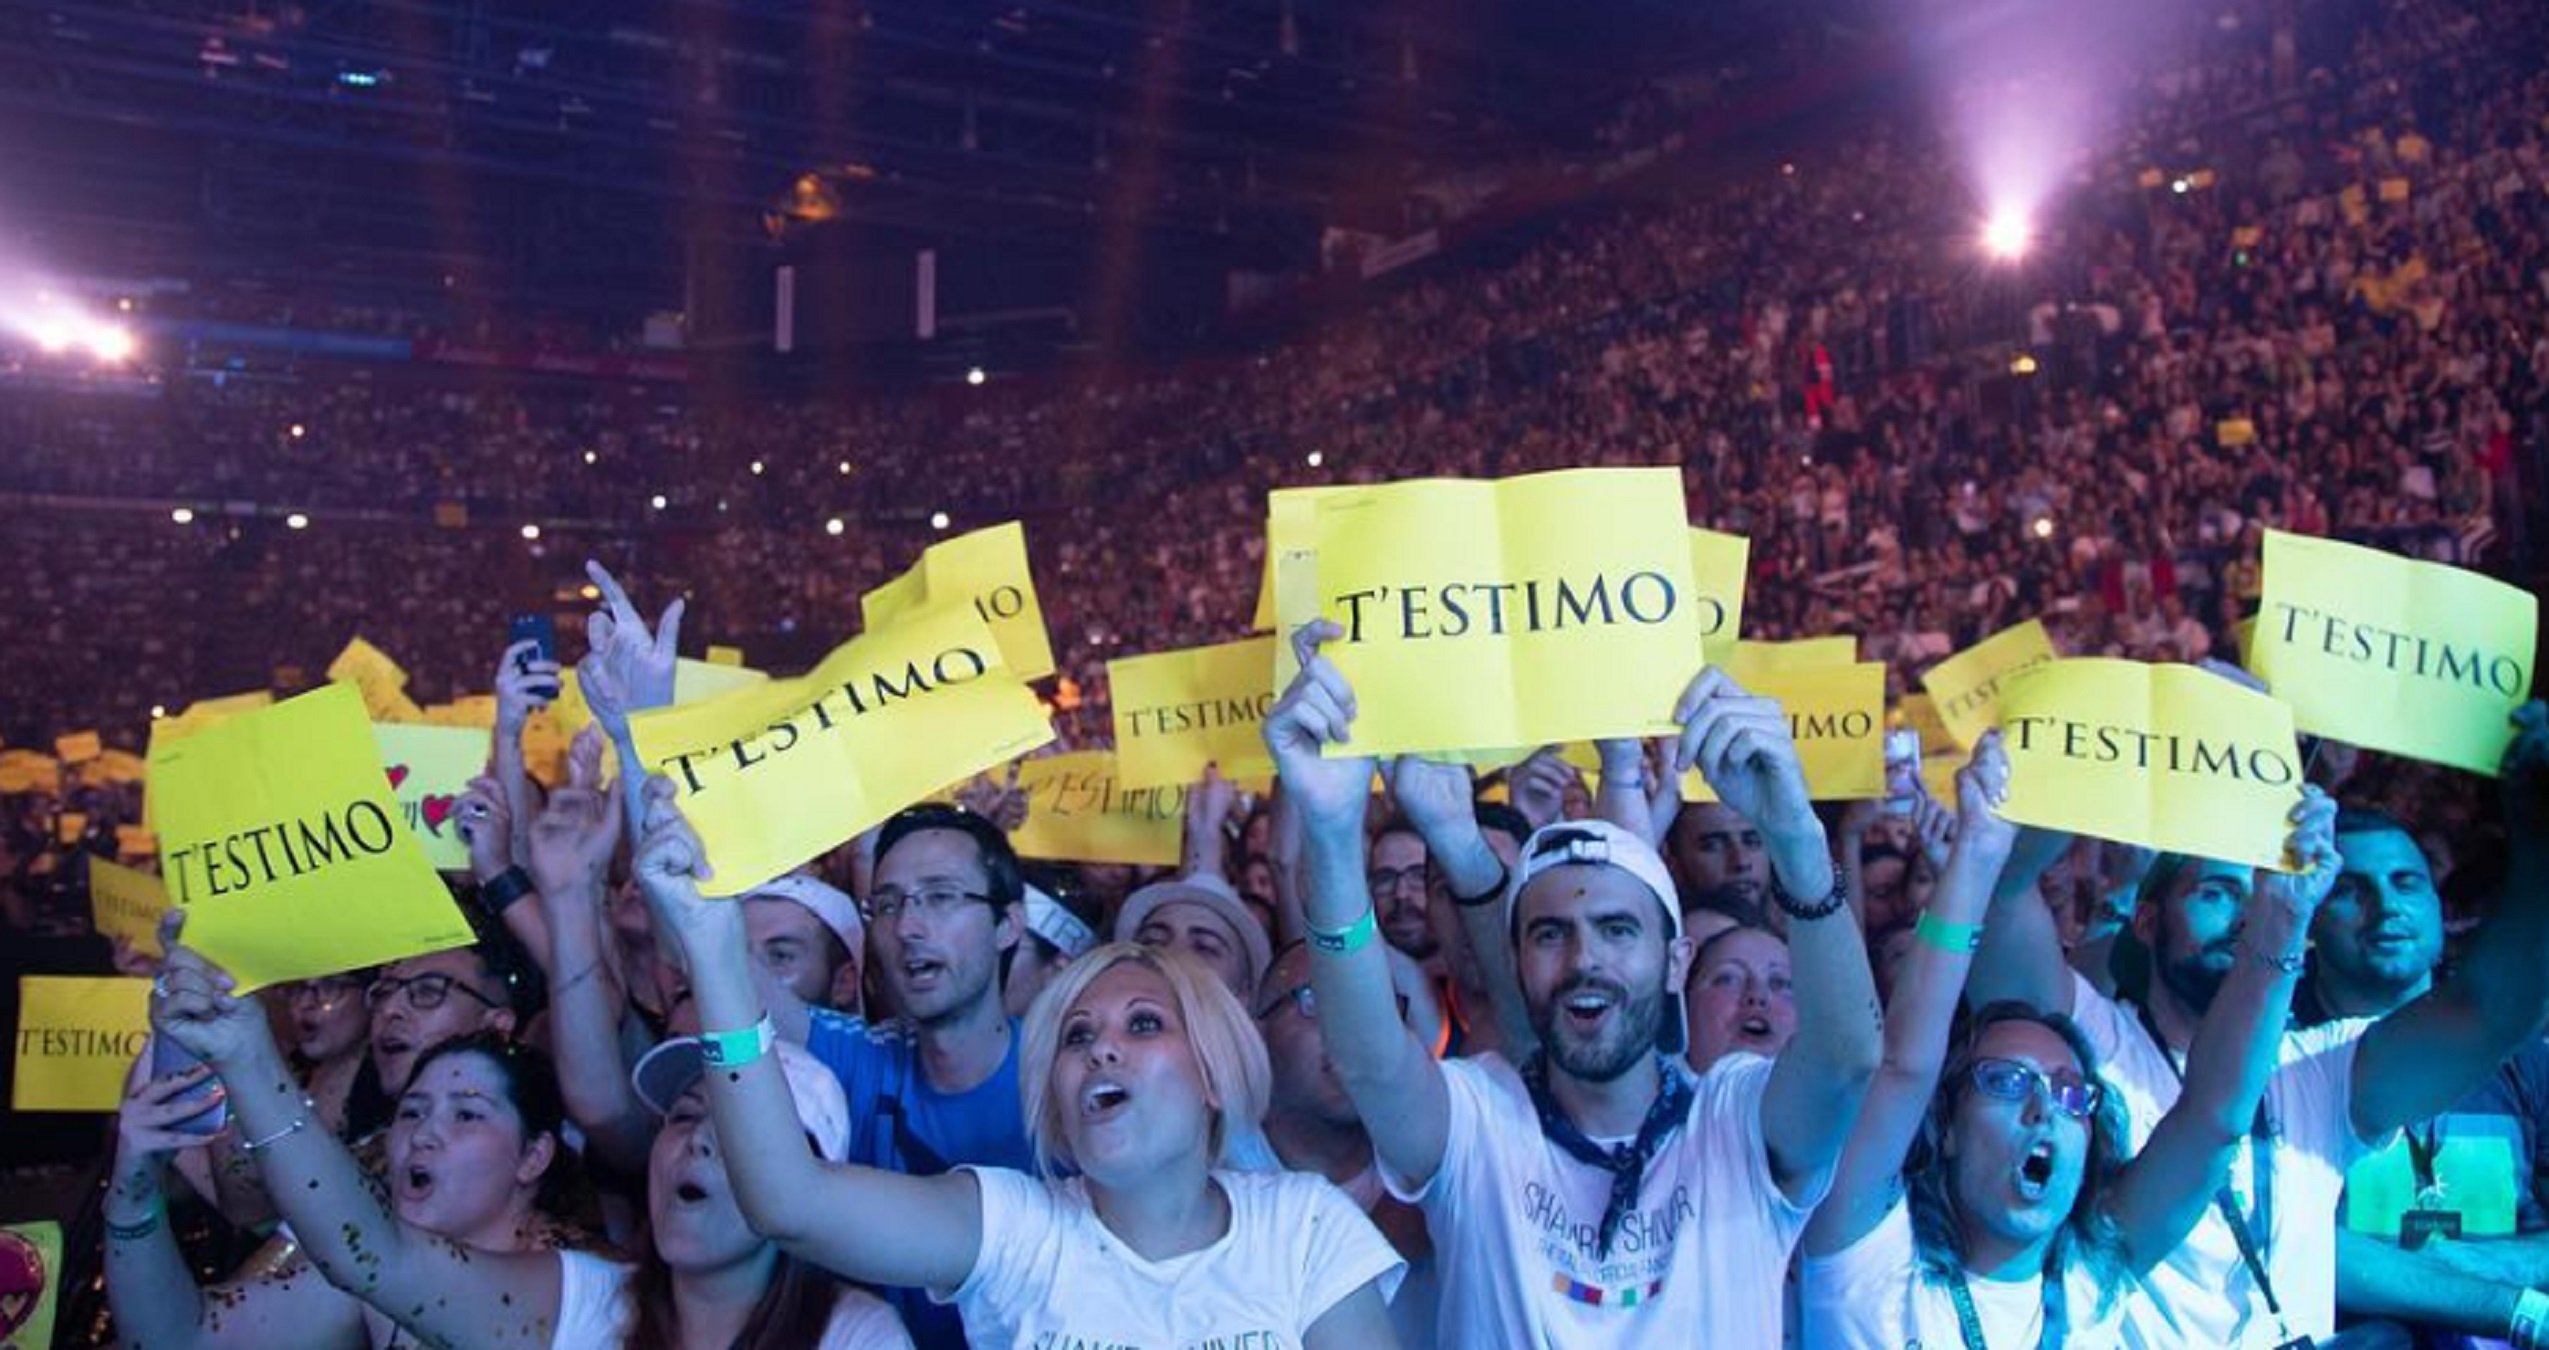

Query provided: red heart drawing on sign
[420,795,457,834]
[386,765,411,791]
[0,1227,45,1340]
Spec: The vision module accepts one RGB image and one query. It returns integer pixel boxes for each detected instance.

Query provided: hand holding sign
[1672,668,1817,840]
[1951,731,2016,860]
[1265,621,1374,828]
[631,775,743,958]
[146,912,269,1074]
[527,727,622,898]
[580,561,685,741]
[117,1049,227,1162]
[1383,754,1476,844]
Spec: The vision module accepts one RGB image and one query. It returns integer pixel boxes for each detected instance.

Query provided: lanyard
[2135,1002,2295,1344]
[1944,1264,2068,1350]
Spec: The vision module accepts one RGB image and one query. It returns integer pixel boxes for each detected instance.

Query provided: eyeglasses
[367,973,502,1013]
[866,885,994,923]
[1969,1057,2102,1120]
[287,975,367,1008]
[1366,865,1427,896]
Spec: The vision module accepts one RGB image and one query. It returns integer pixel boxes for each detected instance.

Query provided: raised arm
[2350,703,2549,1140]
[1385,753,1532,1058]
[1269,621,1452,1189]
[1805,736,2017,1255]
[518,745,652,1176]
[2102,789,2337,1274]
[148,916,564,1350]
[578,559,684,834]
[1963,824,2081,1017]
[631,775,983,1290]
[1180,764,1237,881]
[1674,667,1884,1201]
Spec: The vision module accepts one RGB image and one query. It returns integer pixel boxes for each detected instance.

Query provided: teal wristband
[1307,909,1377,956]
[698,1016,774,1070]
[1913,910,1984,954]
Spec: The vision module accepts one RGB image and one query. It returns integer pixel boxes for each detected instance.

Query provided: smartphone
[1883,729,1922,814]
[149,1034,230,1137]
[508,613,562,703]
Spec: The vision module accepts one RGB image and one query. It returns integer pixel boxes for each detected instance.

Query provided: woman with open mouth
[628,773,1406,1349]
[1798,735,2342,1349]
[126,911,914,1349]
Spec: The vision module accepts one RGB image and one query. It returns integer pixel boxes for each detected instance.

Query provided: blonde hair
[1018,942,1271,1177]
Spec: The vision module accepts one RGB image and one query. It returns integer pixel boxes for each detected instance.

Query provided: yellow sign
[552,659,772,741]
[421,696,500,730]
[1997,659,2302,872]
[2250,530,2536,774]
[145,683,475,991]
[53,732,102,765]
[0,1219,63,1347]
[1252,486,1349,634]
[1306,468,1701,757]
[1922,619,2058,748]
[629,604,1053,897]
[1689,529,1751,665]
[94,749,149,785]
[1010,752,1187,867]
[115,826,157,858]
[1108,637,1280,790]
[1897,694,1953,754]
[0,752,59,796]
[12,976,151,1112]
[371,724,494,870]
[706,644,746,667]
[1728,637,1856,678]
[1646,663,1888,803]
[89,858,171,957]
[2378,177,2411,203]
[861,521,1056,681]
[328,636,424,723]
[56,814,88,846]
[2217,417,2257,448]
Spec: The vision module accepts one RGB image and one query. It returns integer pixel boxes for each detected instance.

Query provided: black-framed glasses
[1970,1057,2102,1120]
[367,972,502,1013]
[866,885,995,923]
[1366,865,1427,896]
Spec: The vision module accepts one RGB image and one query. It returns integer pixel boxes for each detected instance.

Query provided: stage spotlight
[966,367,987,386]
[825,517,845,536]
[750,460,765,476]
[1982,209,2031,260]
[650,494,667,510]
[930,511,951,530]
[520,524,541,541]
[170,507,195,524]
[151,705,167,720]
[1305,451,1324,468]
[286,512,310,530]
[582,450,598,465]
[92,326,136,363]
[2031,516,2056,539]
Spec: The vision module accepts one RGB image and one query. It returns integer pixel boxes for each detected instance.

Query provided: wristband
[1913,910,1985,954]
[1773,873,1850,924]
[1451,863,1511,910]
[105,1202,165,1244]
[1307,909,1378,956]
[478,866,537,916]
[2511,1288,2549,1350]
[2245,943,2307,976]
[699,1016,775,1070]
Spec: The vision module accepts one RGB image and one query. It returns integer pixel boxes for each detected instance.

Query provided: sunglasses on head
[1968,1056,2102,1120]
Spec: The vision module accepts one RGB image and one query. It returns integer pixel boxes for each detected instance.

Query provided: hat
[631,1037,850,1164]
[1023,884,1098,959]
[1507,818,1688,1057]
[743,872,863,959]
[1113,873,1273,993]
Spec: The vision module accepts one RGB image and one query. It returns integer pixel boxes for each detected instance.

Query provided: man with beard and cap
[1268,622,1881,1348]
[2305,807,2549,1349]
[1967,704,2549,1349]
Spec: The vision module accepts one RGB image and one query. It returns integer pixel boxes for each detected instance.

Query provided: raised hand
[526,726,622,896]
[579,560,684,741]
[1185,762,1239,841]
[1508,748,1575,831]
[1949,730,2016,859]
[116,1049,227,1163]
[494,638,560,734]
[2257,784,2341,932]
[1263,620,1374,828]
[1384,754,1476,841]
[146,912,272,1071]
[631,774,740,954]
[455,774,517,883]
[956,759,1030,832]
[1671,667,1816,839]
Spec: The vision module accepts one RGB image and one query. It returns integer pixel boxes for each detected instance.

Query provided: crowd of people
[6,0,2549,1341]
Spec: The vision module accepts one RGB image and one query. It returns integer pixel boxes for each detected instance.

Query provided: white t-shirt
[2067,972,2382,1349]
[1800,1194,2133,1350]
[1383,1051,1822,1350]
[939,1167,1404,1350]
[551,1248,914,1349]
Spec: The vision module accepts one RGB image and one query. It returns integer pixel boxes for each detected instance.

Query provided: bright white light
[582,450,598,465]
[170,507,195,524]
[825,517,845,536]
[1305,451,1324,468]
[288,423,306,439]
[2031,516,2056,539]
[151,704,167,719]
[92,326,136,362]
[579,583,601,601]
[1982,209,2031,260]
[4,288,138,363]
[749,460,765,475]
[930,511,950,530]
[650,494,668,510]
[2170,178,2190,195]
[966,367,987,386]
[837,461,851,475]
[520,524,541,541]
[286,512,310,530]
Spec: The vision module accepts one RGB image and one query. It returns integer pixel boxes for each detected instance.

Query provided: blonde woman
[630,774,1404,1349]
